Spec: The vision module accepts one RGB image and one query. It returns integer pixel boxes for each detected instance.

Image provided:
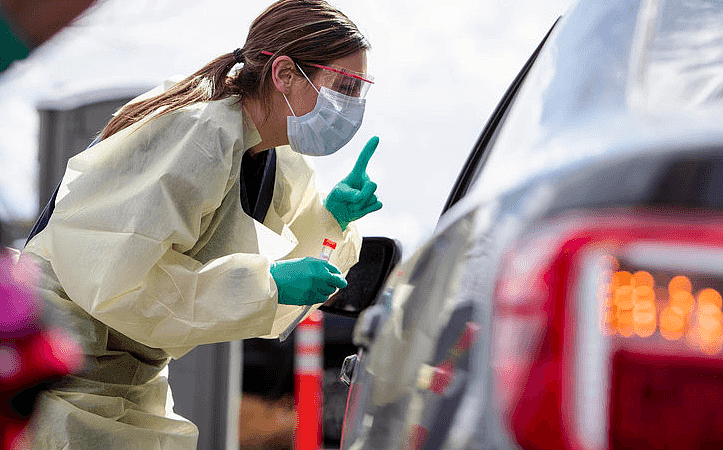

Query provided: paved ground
[238,394,342,449]
[238,395,294,449]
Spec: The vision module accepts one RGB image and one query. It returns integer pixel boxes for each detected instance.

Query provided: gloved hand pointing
[325,136,383,231]
[270,257,348,306]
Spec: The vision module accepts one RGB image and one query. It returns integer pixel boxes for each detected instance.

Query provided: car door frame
[441,17,561,215]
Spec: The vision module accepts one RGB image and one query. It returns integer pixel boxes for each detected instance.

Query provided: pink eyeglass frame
[260,50,374,84]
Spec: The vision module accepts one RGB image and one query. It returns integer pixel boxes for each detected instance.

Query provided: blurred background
[0,0,574,254]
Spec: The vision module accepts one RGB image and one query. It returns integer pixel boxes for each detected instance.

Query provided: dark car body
[337,0,723,448]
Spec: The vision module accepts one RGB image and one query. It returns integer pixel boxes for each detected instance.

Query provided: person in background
[0,247,83,450]
[0,1,96,448]
[22,0,381,448]
[0,0,96,72]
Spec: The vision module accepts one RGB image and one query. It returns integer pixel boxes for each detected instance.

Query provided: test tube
[278,239,338,341]
[319,238,337,261]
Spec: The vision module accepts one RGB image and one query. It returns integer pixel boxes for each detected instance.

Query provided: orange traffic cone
[294,310,324,450]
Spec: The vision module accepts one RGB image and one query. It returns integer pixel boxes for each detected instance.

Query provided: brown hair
[100,0,370,140]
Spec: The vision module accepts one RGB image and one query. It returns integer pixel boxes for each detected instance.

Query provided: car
[320,0,723,448]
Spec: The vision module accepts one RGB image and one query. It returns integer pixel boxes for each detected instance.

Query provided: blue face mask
[283,67,366,157]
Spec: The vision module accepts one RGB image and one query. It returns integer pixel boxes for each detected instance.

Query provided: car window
[441,18,560,216]
[463,0,652,208]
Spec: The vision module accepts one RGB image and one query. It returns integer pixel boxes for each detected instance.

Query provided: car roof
[463,0,723,210]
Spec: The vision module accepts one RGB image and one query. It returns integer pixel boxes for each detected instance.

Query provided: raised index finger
[350,136,379,178]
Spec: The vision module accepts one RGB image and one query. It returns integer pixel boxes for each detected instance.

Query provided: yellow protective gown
[23,83,362,449]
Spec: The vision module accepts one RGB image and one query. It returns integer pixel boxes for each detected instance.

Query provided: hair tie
[233,48,244,64]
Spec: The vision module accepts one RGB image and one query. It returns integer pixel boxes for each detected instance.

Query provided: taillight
[492,209,723,450]
[492,234,561,422]
[601,263,723,352]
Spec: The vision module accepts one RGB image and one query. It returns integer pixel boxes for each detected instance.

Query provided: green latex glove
[324,136,383,231]
[270,257,348,306]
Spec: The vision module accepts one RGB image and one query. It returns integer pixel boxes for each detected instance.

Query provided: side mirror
[320,236,402,317]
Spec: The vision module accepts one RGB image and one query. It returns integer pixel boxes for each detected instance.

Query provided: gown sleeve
[25,100,279,351]
[258,146,363,338]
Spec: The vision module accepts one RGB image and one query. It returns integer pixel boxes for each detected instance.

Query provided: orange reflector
[615,286,635,337]
[633,271,655,288]
[698,289,723,309]
[698,316,722,333]
[633,286,657,338]
[634,310,657,338]
[670,291,694,314]
[660,306,686,341]
[689,296,723,354]
[698,303,723,319]
[598,258,723,355]
[634,286,655,303]
[669,275,692,294]
[615,286,634,309]
[691,319,723,355]
[612,271,633,289]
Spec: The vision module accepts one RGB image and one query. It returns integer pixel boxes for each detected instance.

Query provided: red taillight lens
[492,315,547,407]
[492,210,723,450]
[610,350,723,450]
[492,232,568,448]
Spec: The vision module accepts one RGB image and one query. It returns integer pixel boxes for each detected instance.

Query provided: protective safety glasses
[262,50,374,98]
[311,64,374,98]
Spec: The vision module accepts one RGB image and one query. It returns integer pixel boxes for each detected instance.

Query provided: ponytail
[100,52,243,139]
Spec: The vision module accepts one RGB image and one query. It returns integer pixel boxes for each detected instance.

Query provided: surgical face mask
[283,66,366,157]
